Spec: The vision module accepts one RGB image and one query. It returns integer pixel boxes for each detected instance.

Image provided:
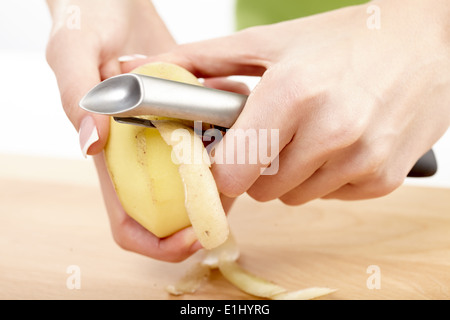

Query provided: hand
[124,0,450,205]
[45,0,194,262]
[46,0,176,155]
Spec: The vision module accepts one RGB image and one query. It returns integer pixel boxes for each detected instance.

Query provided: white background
[0,0,448,188]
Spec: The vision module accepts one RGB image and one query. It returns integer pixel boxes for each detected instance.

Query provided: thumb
[122,28,272,78]
[46,38,113,156]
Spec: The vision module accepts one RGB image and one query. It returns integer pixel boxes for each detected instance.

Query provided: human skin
[124,0,450,206]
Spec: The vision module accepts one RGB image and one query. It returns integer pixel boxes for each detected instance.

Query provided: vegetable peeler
[79,73,438,178]
[79,73,248,130]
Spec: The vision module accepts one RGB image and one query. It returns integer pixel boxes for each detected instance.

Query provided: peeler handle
[79,73,249,128]
[126,74,248,128]
[407,149,437,177]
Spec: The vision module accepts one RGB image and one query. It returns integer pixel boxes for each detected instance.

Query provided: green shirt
[235,0,369,30]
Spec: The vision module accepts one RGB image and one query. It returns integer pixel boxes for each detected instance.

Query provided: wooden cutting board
[0,154,449,300]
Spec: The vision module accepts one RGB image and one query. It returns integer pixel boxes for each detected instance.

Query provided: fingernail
[79,116,99,158]
[118,54,148,62]
[189,241,203,253]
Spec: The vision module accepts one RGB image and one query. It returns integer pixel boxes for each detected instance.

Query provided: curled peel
[167,234,336,300]
[152,120,229,250]
[218,259,337,300]
[217,259,286,298]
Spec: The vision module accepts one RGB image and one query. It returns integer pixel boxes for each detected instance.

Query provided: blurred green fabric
[235,0,370,30]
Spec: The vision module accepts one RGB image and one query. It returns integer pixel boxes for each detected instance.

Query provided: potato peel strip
[153,120,229,250]
[166,262,211,296]
[218,259,287,298]
[166,234,336,300]
[272,287,338,300]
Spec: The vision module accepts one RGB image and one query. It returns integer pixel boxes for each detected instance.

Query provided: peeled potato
[105,62,229,249]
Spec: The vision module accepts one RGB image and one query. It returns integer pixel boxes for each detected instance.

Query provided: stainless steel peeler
[79,73,438,178]
[79,73,248,129]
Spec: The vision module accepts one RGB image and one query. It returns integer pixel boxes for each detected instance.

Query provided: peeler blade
[113,117,156,128]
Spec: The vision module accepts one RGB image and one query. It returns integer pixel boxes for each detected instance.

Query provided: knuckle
[314,94,369,154]
[350,145,390,180]
[111,228,130,252]
[110,216,134,252]
[340,145,406,199]
[362,153,387,177]
[357,171,405,199]
[45,29,65,68]
[322,117,364,153]
[234,26,273,63]
[238,25,267,41]
[372,173,404,197]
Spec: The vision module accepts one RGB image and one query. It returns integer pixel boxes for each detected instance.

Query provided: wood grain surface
[0,154,449,300]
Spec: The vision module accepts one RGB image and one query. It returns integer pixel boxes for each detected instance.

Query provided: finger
[264,142,368,205]
[119,54,149,73]
[322,165,407,201]
[120,56,151,73]
[210,68,298,197]
[203,77,251,95]
[286,140,411,203]
[93,154,200,262]
[277,165,348,206]
[247,119,353,204]
[121,28,272,78]
[115,219,202,263]
[321,183,385,201]
[46,35,109,155]
[246,145,327,202]
[273,142,377,205]
[246,117,360,202]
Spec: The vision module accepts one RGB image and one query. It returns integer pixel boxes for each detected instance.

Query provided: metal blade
[113,117,156,128]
